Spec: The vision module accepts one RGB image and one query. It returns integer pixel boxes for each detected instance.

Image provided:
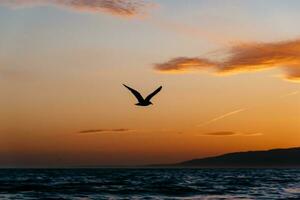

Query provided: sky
[0,0,299,167]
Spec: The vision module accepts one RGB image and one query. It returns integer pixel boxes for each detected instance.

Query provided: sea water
[0,168,299,199]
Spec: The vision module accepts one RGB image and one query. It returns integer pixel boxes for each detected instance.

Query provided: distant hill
[155,147,300,168]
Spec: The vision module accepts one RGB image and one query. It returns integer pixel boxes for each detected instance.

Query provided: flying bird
[123,84,162,106]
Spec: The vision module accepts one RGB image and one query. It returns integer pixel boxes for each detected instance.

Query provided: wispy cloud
[202,131,263,137]
[155,57,216,73]
[203,131,237,136]
[198,108,246,127]
[1,0,152,17]
[78,128,133,134]
[280,91,300,98]
[244,132,263,137]
[155,39,300,83]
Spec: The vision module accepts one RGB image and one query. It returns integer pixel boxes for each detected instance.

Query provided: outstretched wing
[123,84,145,102]
[145,86,162,102]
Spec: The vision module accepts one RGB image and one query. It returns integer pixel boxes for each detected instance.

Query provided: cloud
[1,0,151,17]
[219,40,300,78]
[198,108,246,127]
[280,91,300,98]
[203,131,237,136]
[155,39,300,82]
[284,67,300,82]
[78,128,133,134]
[243,132,263,137]
[154,57,216,73]
[202,131,262,137]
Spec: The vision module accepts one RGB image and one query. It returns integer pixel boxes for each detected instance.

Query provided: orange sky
[0,0,299,167]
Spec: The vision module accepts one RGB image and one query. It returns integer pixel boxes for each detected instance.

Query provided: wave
[0,169,299,199]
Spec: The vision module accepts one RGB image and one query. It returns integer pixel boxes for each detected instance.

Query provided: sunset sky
[0,0,299,167]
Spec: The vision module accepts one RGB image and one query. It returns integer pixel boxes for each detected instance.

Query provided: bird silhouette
[123,84,162,106]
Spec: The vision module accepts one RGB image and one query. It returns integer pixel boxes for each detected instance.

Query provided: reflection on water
[0,168,299,199]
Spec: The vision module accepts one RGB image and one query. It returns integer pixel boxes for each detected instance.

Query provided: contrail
[198,91,298,128]
[198,108,246,127]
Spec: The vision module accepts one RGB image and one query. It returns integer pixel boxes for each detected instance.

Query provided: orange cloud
[202,131,262,137]
[78,128,133,134]
[284,67,300,82]
[154,57,216,73]
[1,0,151,17]
[155,39,300,82]
[203,131,237,136]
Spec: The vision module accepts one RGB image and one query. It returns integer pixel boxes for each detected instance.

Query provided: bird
[123,84,162,106]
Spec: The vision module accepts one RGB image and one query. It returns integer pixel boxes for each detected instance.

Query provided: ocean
[0,168,299,199]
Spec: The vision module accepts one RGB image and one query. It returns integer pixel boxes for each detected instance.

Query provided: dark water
[0,169,300,199]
